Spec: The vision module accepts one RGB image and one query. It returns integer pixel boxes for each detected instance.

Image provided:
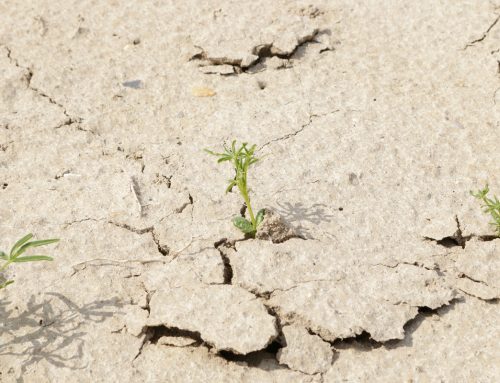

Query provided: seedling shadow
[274,201,335,239]
[0,293,123,378]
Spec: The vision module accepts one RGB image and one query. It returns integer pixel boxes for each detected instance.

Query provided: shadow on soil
[274,201,335,238]
[0,292,122,379]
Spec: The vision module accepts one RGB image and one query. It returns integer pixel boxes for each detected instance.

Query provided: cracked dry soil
[1,1,499,382]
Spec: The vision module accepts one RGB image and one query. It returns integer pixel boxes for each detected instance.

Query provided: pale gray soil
[0,1,499,382]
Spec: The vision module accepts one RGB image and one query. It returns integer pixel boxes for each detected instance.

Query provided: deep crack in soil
[190,29,328,74]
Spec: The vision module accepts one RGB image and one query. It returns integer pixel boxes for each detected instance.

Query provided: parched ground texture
[1,1,499,382]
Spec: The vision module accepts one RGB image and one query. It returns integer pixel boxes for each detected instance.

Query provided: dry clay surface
[0,0,499,381]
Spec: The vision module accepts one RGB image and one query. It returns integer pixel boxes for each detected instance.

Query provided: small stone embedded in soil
[277,324,333,374]
[192,86,216,97]
[241,54,259,68]
[263,57,292,70]
[147,284,278,354]
[122,80,143,89]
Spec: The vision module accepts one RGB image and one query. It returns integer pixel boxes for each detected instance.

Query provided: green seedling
[0,233,59,289]
[471,185,500,236]
[206,140,265,237]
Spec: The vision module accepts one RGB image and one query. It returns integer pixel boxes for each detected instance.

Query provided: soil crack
[457,272,490,287]
[260,109,340,150]
[108,221,170,256]
[63,217,107,227]
[3,45,82,127]
[332,299,461,351]
[132,333,151,361]
[175,193,194,214]
[424,215,470,248]
[214,238,235,284]
[372,261,443,274]
[458,288,499,302]
[148,325,204,347]
[191,29,325,74]
[464,14,500,49]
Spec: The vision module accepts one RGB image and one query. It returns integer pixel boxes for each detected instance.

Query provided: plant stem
[241,186,256,229]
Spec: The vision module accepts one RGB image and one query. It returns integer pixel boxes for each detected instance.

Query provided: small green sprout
[206,140,265,237]
[0,234,59,289]
[471,185,500,236]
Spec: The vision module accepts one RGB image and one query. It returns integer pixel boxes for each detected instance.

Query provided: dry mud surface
[1,1,499,382]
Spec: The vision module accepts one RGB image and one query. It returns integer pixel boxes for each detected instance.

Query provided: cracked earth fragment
[133,344,320,382]
[111,304,149,337]
[140,248,225,291]
[277,324,333,374]
[324,297,499,382]
[1,0,499,380]
[453,238,500,300]
[189,2,331,73]
[234,240,456,342]
[147,284,278,354]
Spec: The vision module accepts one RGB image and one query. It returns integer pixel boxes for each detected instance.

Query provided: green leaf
[217,156,232,163]
[0,280,14,289]
[225,180,237,193]
[256,209,265,227]
[204,148,225,157]
[471,184,500,237]
[13,239,59,259]
[12,255,53,263]
[0,251,7,260]
[9,233,33,257]
[207,140,263,236]
[232,217,255,234]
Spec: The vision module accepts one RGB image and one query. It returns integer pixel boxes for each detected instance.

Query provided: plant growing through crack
[0,234,59,289]
[206,140,265,237]
[471,185,500,236]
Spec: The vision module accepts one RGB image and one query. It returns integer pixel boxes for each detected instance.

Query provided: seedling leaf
[232,217,255,234]
[1,234,59,290]
[13,238,59,259]
[12,255,54,263]
[471,184,500,236]
[207,140,263,237]
[0,280,14,289]
[9,233,33,257]
[256,209,265,227]
[225,179,237,194]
